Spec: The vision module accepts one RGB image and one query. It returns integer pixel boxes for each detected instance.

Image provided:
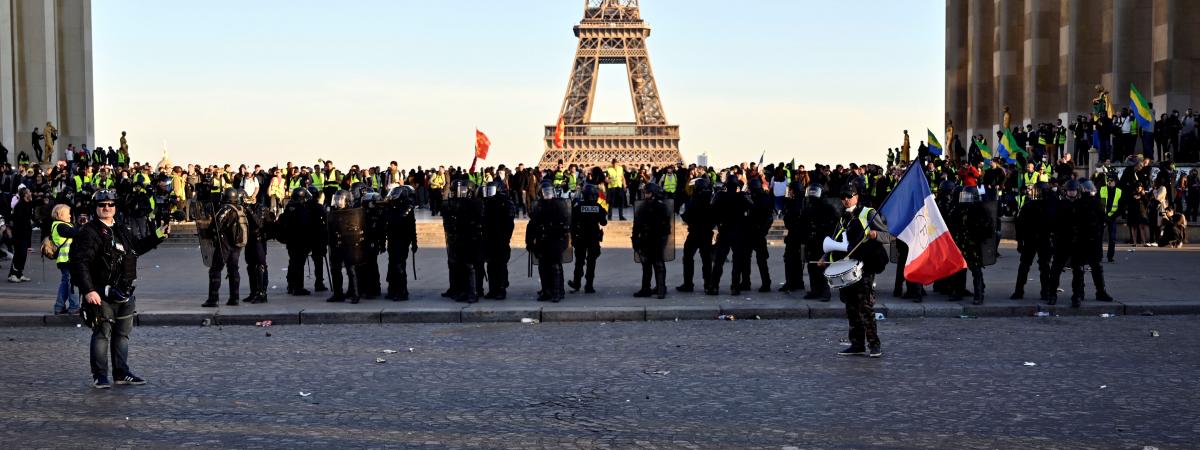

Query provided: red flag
[475,129,491,160]
[554,116,565,149]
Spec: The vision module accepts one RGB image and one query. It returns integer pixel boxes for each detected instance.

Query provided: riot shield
[980,199,999,267]
[531,198,572,265]
[330,208,367,265]
[633,199,675,263]
[196,218,214,268]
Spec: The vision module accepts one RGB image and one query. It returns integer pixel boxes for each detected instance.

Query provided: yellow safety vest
[606,166,625,188]
[1099,186,1122,217]
[431,173,446,189]
[51,221,72,264]
[829,207,874,261]
[311,172,325,189]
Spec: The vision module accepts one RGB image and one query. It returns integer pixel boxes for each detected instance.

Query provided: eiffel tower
[539,0,683,170]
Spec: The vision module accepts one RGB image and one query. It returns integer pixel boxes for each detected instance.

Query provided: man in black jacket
[821,184,891,358]
[568,184,606,294]
[71,189,168,389]
[678,177,714,293]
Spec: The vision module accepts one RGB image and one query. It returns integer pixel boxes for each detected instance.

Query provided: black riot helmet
[388,185,414,203]
[787,181,804,199]
[957,187,981,204]
[539,181,556,200]
[1063,179,1080,200]
[291,187,312,203]
[805,183,824,198]
[239,189,253,206]
[92,189,118,203]
[690,177,712,195]
[330,189,352,209]
[644,182,664,200]
[451,179,477,199]
[221,188,242,205]
[1080,180,1097,197]
[361,191,382,207]
[581,183,600,203]
[484,181,506,198]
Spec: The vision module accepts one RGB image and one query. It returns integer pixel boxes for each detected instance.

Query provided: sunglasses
[839,194,855,200]
[97,202,116,208]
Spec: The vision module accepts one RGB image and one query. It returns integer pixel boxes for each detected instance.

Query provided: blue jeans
[91,298,136,379]
[54,266,79,312]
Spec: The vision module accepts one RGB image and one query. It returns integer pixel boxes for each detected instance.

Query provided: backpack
[216,206,249,248]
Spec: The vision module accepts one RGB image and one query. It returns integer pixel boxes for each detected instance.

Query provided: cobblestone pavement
[0,316,1195,449]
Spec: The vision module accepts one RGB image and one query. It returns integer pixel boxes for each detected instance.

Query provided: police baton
[411,248,418,280]
[527,251,533,278]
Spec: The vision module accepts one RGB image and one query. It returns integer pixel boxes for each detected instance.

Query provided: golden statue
[901,130,911,163]
[945,119,955,161]
[43,121,57,163]
[1002,105,1012,131]
[1092,84,1112,119]
[120,131,129,153]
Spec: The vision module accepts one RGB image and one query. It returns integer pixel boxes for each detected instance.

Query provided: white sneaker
[18,275,30,282]
[7,275,18,283]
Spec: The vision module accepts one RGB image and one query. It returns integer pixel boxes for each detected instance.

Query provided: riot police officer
[326,190,360,304]
[307,186,329,293]
[242,190,272,304]
[745,179,775,292]
[632,183,672,299]
[1011,182,1053,300]
[708,175,752,295]
[568,183,606,294]
[483,180,516,299]
[384,186,417,301]
[446,180,485,303]
[799,184,838,300]
[779,181,806,293]
[678,177,714,293]
[357,191,385,299]
[1047,180,1115,307]
[947,187,994,305]
[527,182,570,302]
[202,188,247,307]
[278,188,315,296]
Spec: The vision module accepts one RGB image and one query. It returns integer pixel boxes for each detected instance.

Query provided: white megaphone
[822,236,849,253]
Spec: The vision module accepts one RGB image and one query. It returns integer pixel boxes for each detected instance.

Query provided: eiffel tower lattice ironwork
[540,0,682,169]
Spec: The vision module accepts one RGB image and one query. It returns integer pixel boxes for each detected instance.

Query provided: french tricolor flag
[879,166,967,285]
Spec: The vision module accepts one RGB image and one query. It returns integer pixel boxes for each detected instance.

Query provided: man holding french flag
[880,165,968,287]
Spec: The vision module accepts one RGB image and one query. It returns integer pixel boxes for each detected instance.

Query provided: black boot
[201,294,218,308]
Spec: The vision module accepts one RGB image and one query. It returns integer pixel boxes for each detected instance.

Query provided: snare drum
[824,259,864,289]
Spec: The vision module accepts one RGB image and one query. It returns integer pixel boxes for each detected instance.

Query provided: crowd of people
[0,120,1197,381]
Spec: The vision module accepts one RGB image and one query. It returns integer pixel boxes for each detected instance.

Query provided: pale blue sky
[93,0,944,169]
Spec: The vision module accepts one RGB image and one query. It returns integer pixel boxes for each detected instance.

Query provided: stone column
[946,0,970,143]
[995,0,1025,130]
[1109,0,1136,109]
[1025,0,1062,125]
[1065,0,1109,116]
[12,0,58,161]
[968,0,996,140]
[55,0,94,155]
[1152,0,1197,114]
[0,0,15,162]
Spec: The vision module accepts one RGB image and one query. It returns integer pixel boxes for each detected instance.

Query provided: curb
[0,300,1197,328]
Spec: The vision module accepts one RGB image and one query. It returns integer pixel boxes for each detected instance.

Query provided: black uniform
[799,196,838,300]
[678,191,714,292]
[384,197,417,300]
[243,207,271,303]
[70,218,165,383]
[326,206,361,303]
[632,196,672,298]
[708,187,753,295]
[780,194,805,292]
[357,201,385,299]
[483,191,516,299]
[448,196,485,303]
[569,198,606,293]
[947,194,993,304]
[744,187,775,292]
[204,202,246,306]
[1048,193,1113,306]
[278,197,318,295]
[527,198,570,302]
[1012,195,1053,300]
[308,200,329,292]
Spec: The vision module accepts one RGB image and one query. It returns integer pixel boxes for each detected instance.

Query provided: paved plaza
[0,317,1195,448]
[0,240,1198,324]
